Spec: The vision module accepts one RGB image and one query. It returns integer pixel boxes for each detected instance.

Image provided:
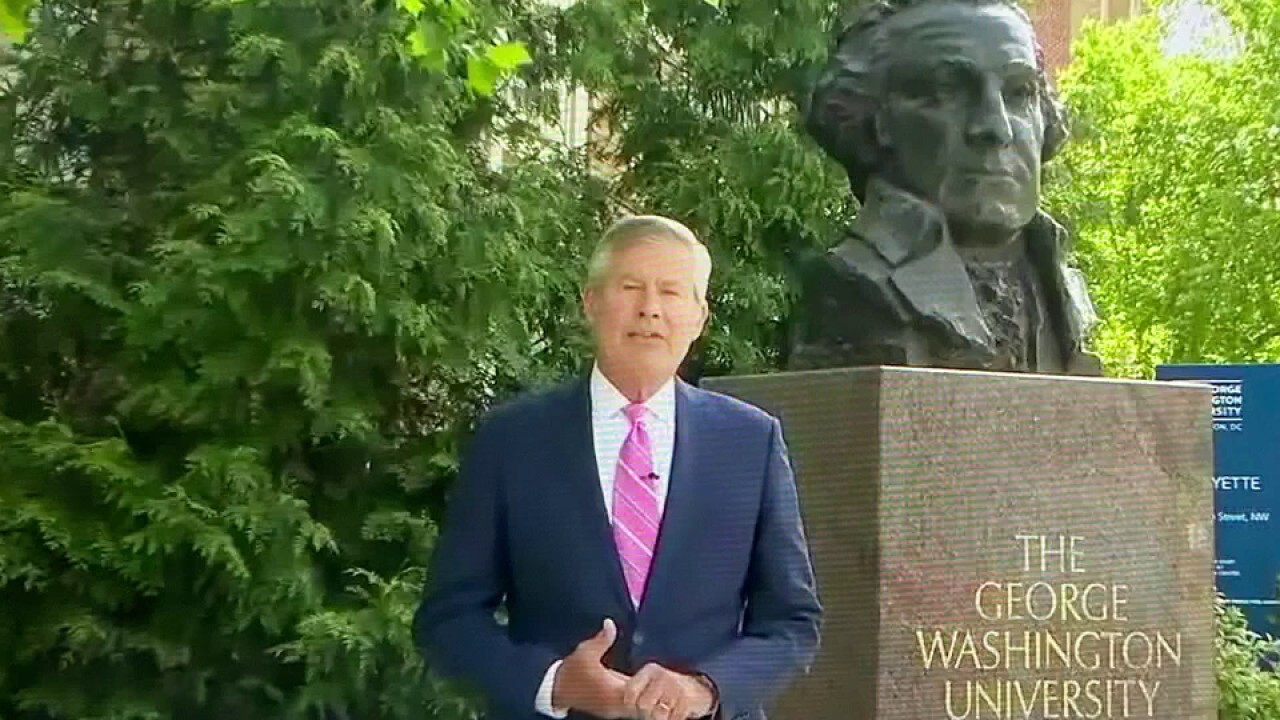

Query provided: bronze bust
[790,0,1103,375]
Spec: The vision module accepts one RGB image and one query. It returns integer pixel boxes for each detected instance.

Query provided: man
[415,215,822,720]
[789,0,1103,375]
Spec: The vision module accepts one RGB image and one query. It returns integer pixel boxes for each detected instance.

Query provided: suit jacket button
[633,631,645,645]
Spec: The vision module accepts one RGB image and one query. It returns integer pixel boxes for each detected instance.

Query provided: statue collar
[839,177,1098,370]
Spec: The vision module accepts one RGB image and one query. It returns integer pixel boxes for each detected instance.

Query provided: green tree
[1045,0,1280,377]
[0,0,599,717]
[556,0,852,376]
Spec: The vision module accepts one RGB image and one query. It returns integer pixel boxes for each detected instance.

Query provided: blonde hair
[585,215,713,298]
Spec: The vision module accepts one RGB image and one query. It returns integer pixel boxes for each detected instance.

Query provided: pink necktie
[613,403,661,607]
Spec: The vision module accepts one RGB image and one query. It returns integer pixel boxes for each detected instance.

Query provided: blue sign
[1157,364,1280,638]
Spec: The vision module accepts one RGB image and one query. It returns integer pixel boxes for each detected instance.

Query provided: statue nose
[967,86,1014,147]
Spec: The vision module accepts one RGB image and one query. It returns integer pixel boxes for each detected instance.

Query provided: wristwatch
[693,673,720,718]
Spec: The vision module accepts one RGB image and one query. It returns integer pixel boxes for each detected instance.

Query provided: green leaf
[407,20,448,70]
[466,55,501,96]
[443,0,472,24]
[408,27,428,56]
[485,41,531,71]
[0,0,30,42]
[702,0,722,7]
[397,0,424,16]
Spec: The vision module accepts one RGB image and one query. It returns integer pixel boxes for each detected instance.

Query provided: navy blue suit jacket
[414,374,822,720]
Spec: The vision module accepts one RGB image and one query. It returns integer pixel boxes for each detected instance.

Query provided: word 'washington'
[917,628,1181,670]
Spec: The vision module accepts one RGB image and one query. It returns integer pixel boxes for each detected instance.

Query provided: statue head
[806,0,1069,246]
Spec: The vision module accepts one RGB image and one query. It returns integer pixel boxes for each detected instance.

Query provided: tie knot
[623,403,647,425]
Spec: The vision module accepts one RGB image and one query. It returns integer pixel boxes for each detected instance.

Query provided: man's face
[875,2,1045,243]
[583,238,709,388]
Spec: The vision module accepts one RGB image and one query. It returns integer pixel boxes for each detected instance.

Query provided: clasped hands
[551,619,717,720]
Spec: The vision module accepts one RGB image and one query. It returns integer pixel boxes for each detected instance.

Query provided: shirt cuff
[535,658,568,718]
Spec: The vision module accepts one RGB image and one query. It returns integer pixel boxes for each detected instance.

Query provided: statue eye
[897,74,957,105]
[894,66,973,106]
[1007,81,1038,104]
[932,69,963,93]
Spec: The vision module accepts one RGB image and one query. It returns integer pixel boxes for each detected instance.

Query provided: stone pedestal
[703,366,1215,720]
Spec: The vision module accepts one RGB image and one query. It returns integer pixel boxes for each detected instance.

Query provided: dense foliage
[552,0,851,375]
[1046,0,1280,376]
[0,0,600,717]
[3,0,1279,717]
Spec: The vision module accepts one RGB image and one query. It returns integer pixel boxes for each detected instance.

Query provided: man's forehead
[615,239,696,264]
[883,3,1038,69]
[611,242,699,274]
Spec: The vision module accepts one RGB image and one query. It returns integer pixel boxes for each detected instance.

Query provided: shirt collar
[589,362,675,425]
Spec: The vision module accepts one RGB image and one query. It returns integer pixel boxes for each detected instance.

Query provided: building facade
[1030,0,1145,74]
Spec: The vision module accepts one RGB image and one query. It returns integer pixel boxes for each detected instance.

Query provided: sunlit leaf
[408,27,428,56]
[466,55,500,96]
[407,19,448,70]
[443,0,471,25]
[397,0,424,16]
[0,0,30,42]
[485,41,531,71]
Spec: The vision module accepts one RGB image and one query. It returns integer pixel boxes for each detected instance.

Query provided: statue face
[875,2,1044,244]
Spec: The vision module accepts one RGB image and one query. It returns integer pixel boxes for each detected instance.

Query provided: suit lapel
[1025,214,1103,373]
[639,379,701,620]
[562,375,634,611]
[1024,212,1095,353]
[851,179,996,352]
[888,242,995,352]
